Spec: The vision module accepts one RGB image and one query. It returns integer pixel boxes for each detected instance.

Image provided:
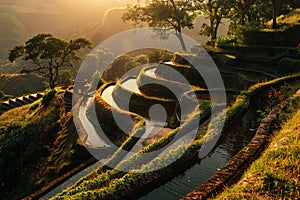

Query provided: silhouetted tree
[198,0,230,46]
[8,33,91,89]
[122,0,198,51]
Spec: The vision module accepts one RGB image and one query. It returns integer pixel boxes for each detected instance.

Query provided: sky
[0,0,139,59]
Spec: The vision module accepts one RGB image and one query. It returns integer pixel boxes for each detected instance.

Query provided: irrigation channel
[139,106,259,199]
[43,64,262,199]
[98,65,261,199]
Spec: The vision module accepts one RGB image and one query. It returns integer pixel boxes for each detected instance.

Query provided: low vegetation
[216,101,300,199]
[0,88,92,199]
[101,49,172,83]
[51,74,300,199]
[0,89,62,199]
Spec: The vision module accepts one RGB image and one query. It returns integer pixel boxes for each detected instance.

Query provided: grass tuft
[216,102,300,199]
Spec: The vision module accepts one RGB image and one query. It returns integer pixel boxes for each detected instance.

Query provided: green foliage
[41,89,57,107]
[226,21,263,46]
[198,0,230,46]
[52,74,300,199]
[36,112,91,186]
[102,54,138,82]
[0,97,63,199]
[268,8,300,26]
[224,1,300,46]
[216,102,300,200]
[57,69,73,88]
[8,33,91,89]
[147,49,172,63]
[257,82,296,122]
[241,25,300,46]
[216,35,239,47]
[122,0,198,50]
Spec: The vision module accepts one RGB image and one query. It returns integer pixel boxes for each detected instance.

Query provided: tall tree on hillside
[8,33,91,89]
[271,0,278,29]
[198,0,230,46]
[122,0,198,51]
[229,0,257,26]
[230,0,298,29]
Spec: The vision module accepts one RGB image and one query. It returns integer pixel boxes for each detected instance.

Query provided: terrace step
[0,92,44,116]
[137,66,195,100]
[110,76,178,127]
[19,96,35,104]
[63,88,74,113]
[9,99,23,107]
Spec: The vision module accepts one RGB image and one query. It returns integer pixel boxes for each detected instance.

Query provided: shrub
[41,89,57,107]
[147,49,172,63]
[102,54,140,82]
[241,25,300,47]
[216,35,238,47]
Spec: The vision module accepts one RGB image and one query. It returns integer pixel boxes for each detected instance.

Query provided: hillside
[216,103,300,199]
[267,8,300,26]
[0,88,92,199]
[0,73,46,96]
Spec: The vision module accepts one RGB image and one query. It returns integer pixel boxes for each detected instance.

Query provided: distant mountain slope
[0,73,46,96]
[0,0,136,60]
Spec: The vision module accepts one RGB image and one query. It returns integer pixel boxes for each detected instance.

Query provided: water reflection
[139,108,259,200]
[121,78,142,94]
[100,85,120,109]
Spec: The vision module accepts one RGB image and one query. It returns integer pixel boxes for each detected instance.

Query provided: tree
[122,0,198,51]
[272,0,278,29]
[8,33,91,89]
[228,0,257,26]
[229,0,298,29]
[198,0,230,46]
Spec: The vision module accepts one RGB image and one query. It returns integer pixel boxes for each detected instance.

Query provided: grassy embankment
[216,99,300,199]
[51,73,299,199]
[0,88,91,199]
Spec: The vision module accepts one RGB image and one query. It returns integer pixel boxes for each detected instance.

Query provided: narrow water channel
[122,78,142,94]
[139,106,259,200]
[44,66,262,199]
[101,85,120,109]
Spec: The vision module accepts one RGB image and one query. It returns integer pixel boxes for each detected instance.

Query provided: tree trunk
[49,78,55,89]
[211,20,220,47]
[241,12,245,26]
[49,68,55,89]
[177,31,187,51]
[272,0,277,29]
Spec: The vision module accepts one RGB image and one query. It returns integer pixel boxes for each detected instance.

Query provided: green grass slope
[216,100,300,199]
[0,89,91,199]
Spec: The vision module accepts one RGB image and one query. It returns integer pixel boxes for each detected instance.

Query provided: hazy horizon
[0,0,140,60]
[0,0,227,61]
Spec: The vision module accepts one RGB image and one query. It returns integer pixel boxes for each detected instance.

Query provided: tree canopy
[198,0,230,46]
[8,33,91,89]
[122,0,198,51]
